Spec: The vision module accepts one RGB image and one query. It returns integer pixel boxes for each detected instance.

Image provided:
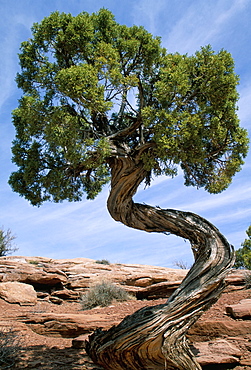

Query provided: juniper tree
[9,9,249,370]
[235,225,251,270]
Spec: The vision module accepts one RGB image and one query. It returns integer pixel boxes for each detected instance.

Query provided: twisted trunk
[86,156,235,370]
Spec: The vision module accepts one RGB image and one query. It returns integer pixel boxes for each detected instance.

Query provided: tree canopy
[9,8,249,205]
[235,225,251,269]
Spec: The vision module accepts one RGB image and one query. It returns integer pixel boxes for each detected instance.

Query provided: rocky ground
[0,256,251,369]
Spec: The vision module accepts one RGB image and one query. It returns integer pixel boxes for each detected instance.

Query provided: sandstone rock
[192,339,241,366]
[0,256,188,300]
[22,312,121,337]
[240,357,251,366]
[0,282,37,305]
[225,269,247,286]
[136,281,181,300]
[125,275,169,287]
[37,291,50,299]
[0,259,67,287]
[51,289,80,301]
[63,260,188,291]
[0,256,245,309]
[188,319,251,341]
[66,277,91,290]
[226,299,251,319]
[49,296,63,305]
[72,334,89,348]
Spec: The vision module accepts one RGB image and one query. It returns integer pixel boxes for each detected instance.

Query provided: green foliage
[28,260,39,265]
[0,227,17,257]
[9,9,249,205]
[234,225,251,269]
[80,281,131,309]
[95,259,110,265]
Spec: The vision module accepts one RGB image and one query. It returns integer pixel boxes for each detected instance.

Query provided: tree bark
[85,156,235,370]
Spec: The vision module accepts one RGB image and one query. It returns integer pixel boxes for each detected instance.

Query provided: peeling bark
[86,156,235,370]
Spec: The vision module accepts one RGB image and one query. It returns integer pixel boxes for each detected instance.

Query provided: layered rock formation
[0,256,250,368]
[0,256,188,304]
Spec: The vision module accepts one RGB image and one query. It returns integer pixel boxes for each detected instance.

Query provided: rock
[0,258,67,288]
[0,256,188,299]
[0,282,37,305]
[72,334,89,348]
[226,299,251,319]
[51,289,80,301]
[125,275,170,287]
[49,296,63,305]
[192,339,241,366]
[188,319,251,341]
[63,260,188,291]
[136,281,181,300]
[22,312,121,338]
[240,357,251,366]
[225,269,247,286]
[37,291,50,299]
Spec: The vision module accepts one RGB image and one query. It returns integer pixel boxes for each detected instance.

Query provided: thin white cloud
[0,9,35,108]
[164,0,250,53]
[132,0,166,31]
[238,85,251,128]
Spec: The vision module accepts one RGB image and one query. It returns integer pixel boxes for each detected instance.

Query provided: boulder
[188,319,251,341]
[226,299,251,319]
[22,312,121,338]
[192,339,241,366]
[136,281,181,300]
[0,282,37,305]
[51,289,80,301]
[0,259,67,287]
[225,269,247,286]
[72,334,89,349]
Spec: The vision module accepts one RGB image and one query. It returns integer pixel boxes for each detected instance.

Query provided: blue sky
[0,0,250,267]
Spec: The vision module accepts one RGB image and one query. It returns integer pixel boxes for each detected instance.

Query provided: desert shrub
[244,271,251,289]
[28,260,39,265]
[0,227,17,257]
[95,259,110,265]
[173,260,191,269]
[0,328,23,368]
[80,281,131,309]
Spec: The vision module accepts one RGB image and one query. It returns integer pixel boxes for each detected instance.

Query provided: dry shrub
[81,281,131,309]
[244,270,251,289]
[0,327,23,369]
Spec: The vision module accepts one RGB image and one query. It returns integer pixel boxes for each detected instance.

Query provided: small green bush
[80,281,131,309]
[28,260,39,265]
[234,225,251,270]
[0,328,22,369]
[95,259,110,265]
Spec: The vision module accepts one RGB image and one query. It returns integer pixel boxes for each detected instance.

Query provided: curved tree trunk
[86,156,235,370]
